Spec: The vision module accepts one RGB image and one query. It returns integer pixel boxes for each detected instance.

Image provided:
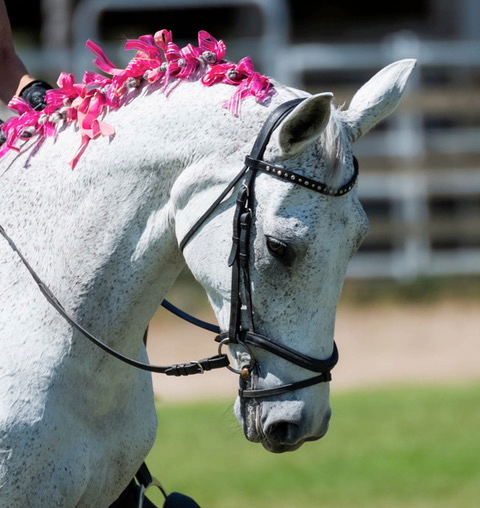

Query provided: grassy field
[145,382,480,508]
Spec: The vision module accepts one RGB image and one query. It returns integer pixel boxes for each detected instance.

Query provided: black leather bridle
[0,98,358,399]
[179,98,358,398]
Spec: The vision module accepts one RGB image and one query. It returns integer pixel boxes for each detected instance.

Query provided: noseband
[180,98,358,398]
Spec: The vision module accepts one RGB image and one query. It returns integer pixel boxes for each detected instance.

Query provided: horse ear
[277,93,333,157]
[342,59,417,142]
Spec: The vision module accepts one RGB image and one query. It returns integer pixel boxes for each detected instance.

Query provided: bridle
[179,98,358,398]
[0,98,358,399]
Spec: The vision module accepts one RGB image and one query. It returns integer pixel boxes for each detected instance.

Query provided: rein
[0,98,358,398]
[0,225,228,377]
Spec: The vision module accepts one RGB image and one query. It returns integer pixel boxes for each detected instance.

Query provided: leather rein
[0,98,358,398]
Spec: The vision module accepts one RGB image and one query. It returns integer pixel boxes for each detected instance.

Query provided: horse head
[181,59,416,453]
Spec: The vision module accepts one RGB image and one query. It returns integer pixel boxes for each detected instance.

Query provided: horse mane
[0,30,275,169]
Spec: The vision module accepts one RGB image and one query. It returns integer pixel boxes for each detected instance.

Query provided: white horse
[0,30,415,507]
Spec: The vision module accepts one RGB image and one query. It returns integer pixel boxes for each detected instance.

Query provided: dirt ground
[146,299,479,402]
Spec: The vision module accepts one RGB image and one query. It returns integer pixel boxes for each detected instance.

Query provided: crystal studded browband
[244,155,359,197]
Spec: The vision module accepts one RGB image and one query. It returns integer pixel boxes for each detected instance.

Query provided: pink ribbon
[202,56,273,115]
[0,30,274,167]
[69,88,115,169]
[86,40,123,76]
[197,30,226,62]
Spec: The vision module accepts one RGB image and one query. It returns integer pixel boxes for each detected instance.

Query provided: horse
[0,30,416,506]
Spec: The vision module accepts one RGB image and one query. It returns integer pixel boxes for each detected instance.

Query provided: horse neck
[0,80,272,346]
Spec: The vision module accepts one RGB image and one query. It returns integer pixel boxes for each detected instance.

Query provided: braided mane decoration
[0,30,274,169]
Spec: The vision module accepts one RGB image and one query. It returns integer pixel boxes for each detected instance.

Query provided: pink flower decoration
[153,29,173,53]
[0,30,274,167]
[86,40,123,76]
[47,72,83,112]
[125,34,162,62]
[0,97,57,157]
[69,88,115,169]
[202,56,274,115]
[197,30,226,63]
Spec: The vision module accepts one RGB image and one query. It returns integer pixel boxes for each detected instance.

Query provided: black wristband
[19,80,53,111]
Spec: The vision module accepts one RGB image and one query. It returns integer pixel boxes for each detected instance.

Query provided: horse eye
[266,236,288,258]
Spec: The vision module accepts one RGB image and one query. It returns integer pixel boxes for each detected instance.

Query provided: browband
[245,155,359,197]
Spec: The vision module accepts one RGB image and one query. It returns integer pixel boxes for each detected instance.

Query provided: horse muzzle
[235,396,332,453]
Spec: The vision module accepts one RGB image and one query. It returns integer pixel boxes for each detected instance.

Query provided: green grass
[145,383,480,508]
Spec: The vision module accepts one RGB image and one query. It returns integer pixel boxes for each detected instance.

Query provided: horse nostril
[265,421,299,446]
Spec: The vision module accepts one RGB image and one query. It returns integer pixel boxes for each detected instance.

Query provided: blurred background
[4,2,480,506]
